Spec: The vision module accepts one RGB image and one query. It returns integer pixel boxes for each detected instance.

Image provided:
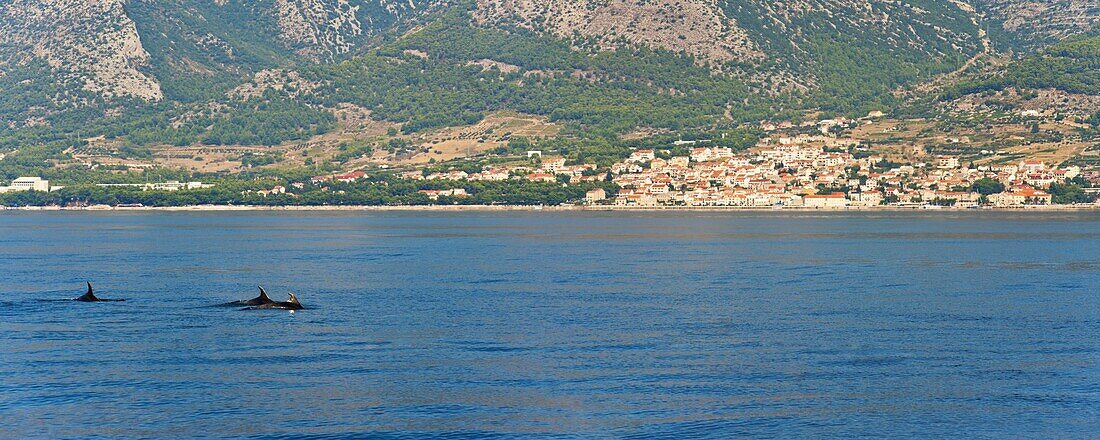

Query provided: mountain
[0,0,161,105]
[0,1,442,102]
[937,32,1100,118]
[952,33,1100,96]
[474,0,762,63]
[973,0,1099,48]
[0,0,1094,156]
[119,0,449,101]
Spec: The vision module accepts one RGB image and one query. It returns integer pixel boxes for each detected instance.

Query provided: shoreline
[3,204,1099,212]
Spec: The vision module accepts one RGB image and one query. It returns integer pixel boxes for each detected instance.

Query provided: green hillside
[942,33,1100,100]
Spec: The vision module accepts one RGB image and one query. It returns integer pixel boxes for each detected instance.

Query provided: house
[803,192,849,208]
[611,162,643,174]
[1019,160,1045,174]
[258,186,286,197]
[690,147,713,162]
[427,170,469,180]
[990,187,1051,206]
[585,188,607,202]
[419,188,469,200]
[627,149,655,163]
[473,168,510,181]
[526,173,557,182]
[647,184,669,194]
[540,157,567,173]
[334,171,366,183]
[849,191,883,206]
[668,156,689,167]
[1024,173,1054,188]
[618,193,658,206]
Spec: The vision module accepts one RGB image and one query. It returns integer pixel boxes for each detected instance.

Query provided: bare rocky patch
[474,0,763,63]
[0,0,162,100]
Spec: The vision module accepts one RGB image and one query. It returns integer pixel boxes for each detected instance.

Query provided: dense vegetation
[0,177,617,207]
[1049,178,1098,205]
[970,177,1006,195]
[941,34,1100,100]
[298,8,784,138]
[723,0,978,114]
[123,0,290,102]
[121,0,432,100]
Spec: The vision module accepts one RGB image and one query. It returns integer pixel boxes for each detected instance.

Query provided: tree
[970,178,1005,195]
[1049,181,1097,204]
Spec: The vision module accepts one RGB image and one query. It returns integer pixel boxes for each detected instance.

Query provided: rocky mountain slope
[474,0,983,67]
[974,0,1098,47]
[0,0,994,104]
[0,0,162,101]
[0,0,1096,154]
[474,0,762,63]
[0,0,442,104]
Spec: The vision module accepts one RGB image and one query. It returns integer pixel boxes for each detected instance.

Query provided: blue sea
[1,211,1098,438]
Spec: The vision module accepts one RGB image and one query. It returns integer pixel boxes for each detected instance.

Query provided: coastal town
[5,134,1098,209]
[389,130,1098,209]
[3,112,1098,209]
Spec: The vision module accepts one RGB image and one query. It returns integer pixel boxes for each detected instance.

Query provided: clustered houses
[272,170,370,196]
[607,135,1084,208]
[418,188,468,200]
[312,170,366,184]
[293,133,1089,208]
[94,180,212,192]
[405,158,604,183]
[239,185,288,198]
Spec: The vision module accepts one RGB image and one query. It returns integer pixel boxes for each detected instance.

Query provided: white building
[849,191,883,206]
[627,150,656,163]
[803,193,849,208]
[149,181,212,191]
[95,181,213,192]
[0,177,50,193]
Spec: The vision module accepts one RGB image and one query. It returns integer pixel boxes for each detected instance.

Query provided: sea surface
[0,211,1098,438]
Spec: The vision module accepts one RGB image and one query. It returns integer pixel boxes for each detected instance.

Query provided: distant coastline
[3,204,1098,212]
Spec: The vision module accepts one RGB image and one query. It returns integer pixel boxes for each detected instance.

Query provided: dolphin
[218,286,276,307]
[75,282,124,302]
[245,292,304,310]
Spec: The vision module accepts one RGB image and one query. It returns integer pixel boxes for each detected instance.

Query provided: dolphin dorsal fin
[78,282,98,301]
[287,293,300,305]
[258,286,270,301]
